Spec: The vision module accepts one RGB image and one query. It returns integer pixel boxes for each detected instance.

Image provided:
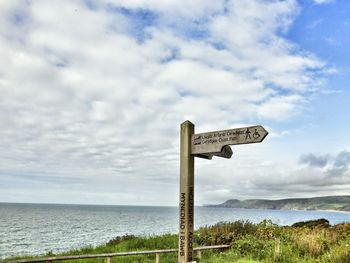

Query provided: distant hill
[207,196,350,212]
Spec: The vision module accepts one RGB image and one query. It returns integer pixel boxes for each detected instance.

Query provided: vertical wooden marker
[178,121,195,263]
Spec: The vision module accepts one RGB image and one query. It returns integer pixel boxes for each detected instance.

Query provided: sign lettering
[179,192,186,257]
[188,187,194,260]
[192,125,268,155]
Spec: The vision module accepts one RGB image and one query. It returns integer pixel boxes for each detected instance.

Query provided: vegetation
[197,219,350,263]
[210,195,350,211]
[2,219,350,263]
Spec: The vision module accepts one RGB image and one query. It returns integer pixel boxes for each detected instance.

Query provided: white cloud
[246,150,350,199]
[107,0,225,21]
[257,95,304,120]
[0,0,332,205]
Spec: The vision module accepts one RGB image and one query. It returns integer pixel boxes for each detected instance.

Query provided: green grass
[2,219,350,263]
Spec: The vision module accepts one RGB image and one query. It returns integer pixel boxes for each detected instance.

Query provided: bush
[292,218,330,228]
[322,242,350,263]
[234,235,274,260]
[195,221,257,245]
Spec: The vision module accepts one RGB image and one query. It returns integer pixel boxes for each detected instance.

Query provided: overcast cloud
[0,0,348,205]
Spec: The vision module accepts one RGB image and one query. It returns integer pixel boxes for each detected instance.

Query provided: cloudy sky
[0,0,349,206]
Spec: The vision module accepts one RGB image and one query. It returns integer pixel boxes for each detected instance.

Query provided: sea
[0,203,349,259]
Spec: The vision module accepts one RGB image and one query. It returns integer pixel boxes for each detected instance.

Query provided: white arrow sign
[191,125,268,155]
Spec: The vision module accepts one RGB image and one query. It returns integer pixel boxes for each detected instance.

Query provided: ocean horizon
[1,202,349,259]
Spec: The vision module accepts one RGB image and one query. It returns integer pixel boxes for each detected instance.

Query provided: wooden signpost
[178,121,268,263]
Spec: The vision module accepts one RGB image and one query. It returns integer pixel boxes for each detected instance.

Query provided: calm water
[0,203,349,259]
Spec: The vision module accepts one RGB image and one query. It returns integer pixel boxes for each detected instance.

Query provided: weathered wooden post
[178,121,195,263]
[155,253,160,263]
[178,121,268,263]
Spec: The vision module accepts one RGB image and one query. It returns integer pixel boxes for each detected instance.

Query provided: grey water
[1,203,349,259]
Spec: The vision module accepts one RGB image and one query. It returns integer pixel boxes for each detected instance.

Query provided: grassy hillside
[2,219,350,263]
[210,195,350,211]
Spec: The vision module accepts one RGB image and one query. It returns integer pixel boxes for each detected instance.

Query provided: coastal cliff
[207,195,350,211]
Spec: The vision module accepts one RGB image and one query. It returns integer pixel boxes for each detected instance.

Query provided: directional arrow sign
[179,121,268,263]
[191,125,268,155]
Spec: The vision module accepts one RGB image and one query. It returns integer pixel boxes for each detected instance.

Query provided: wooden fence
[3,245,230,263]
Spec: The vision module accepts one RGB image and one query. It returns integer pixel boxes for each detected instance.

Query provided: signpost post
[178,121,268,263]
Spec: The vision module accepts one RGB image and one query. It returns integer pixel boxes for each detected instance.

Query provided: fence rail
[3,245,230,263]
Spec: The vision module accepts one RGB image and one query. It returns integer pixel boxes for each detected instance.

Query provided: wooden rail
[3,245,230,263]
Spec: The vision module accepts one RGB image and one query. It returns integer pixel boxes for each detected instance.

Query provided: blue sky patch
[107,6,157,42]
[287,1,350,67]
[10,9,29,26]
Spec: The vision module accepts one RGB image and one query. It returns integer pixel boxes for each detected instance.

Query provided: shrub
[256,219,279,240]
[233,235,274,261]
[320,239,350,263]
[292,218,330,228]
[290,228,339,257]
[195,221,257,246]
